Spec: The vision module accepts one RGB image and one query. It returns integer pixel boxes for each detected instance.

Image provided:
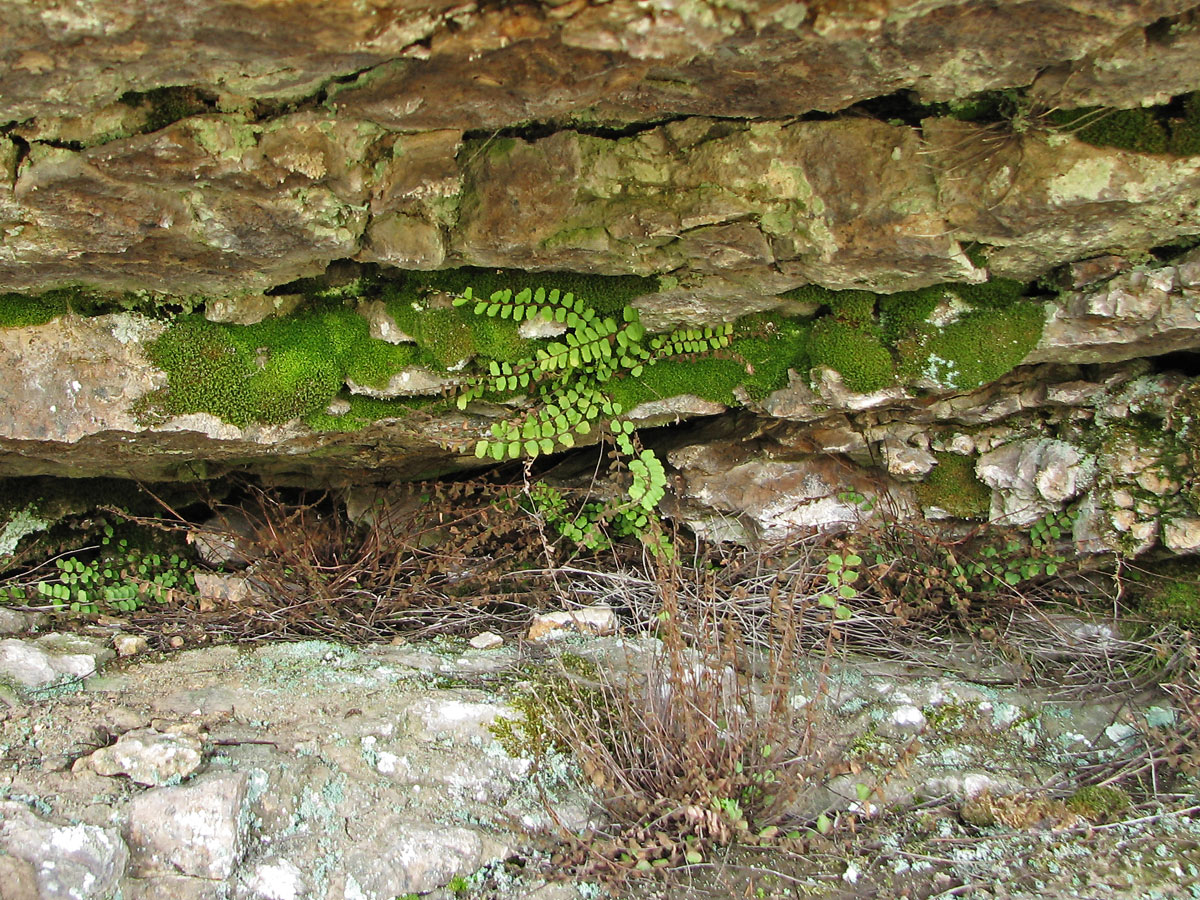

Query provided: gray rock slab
[343,817,510,898]
[0,800,128,900]
[0,634,113,690]
[126,772,249,880]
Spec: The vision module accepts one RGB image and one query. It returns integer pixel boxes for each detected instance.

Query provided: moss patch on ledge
[781,276,1042,394]
[140,306,423,427]
[1045,92,1200,156]
[915,453,991,519]
[137,265,1049,434]
[0,287,114,328]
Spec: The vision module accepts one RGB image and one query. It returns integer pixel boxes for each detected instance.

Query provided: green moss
[827,290,877,327]
[950,277,1026,309]
[1047,107,1169,154]
[916,453,991,519]
[305,395,431,432]
[1067,785,1131,823]
[878,286,946,344]
[144,305,419,427]
[962,243,992,268]
[898,300,1044,390]
[414,308,477,369]
[0,287,113,328]
[779,283,839,308]
[1168,92,1200,156]
[729,314,813,400]
[1136,559,1200,628]
[807,318,895,393]
[470,314,531,363]
[0,292,72,328]
[607,356,748,410]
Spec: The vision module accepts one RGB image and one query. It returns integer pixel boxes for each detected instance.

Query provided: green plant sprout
[820,552,860,620]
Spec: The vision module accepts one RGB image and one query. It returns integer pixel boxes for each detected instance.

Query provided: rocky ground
[1,596,1197,899]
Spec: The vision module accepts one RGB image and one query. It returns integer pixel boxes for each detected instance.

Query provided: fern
[451,284,728,554]
[452,286,732,462]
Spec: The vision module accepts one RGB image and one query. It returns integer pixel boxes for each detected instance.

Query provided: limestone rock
[0,800,128,900]
[672,453,907,541]
[0,634,113,690]
[356,300,413,345]
[237,857,308,900]
[126,772,249,879]
[528,605,618,643]
[359,212,446,270]
[123,875,228,900]
[928,119,1200,281]
[343,818,510,898]
[1031,8,1200,109]
[625,394,727,424]
[1028,250,1200,364]
[204,294,303,326]
[114,634,151,657]
[976,439,1094,526]
[192,572,266,607]
[346,367,458,399]
[82,727,205,787]
[0,607,46,635]
[0,314,164,445]
[188,512,258,568]
[881,436,938,482]
[1164,518,1200,554]
[469,631,504,650]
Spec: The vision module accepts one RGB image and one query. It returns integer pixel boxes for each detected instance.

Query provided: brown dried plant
[511,542,846,879]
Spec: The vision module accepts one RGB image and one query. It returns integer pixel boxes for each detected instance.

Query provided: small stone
[1105,723,1138,745]
[356,299,414,345]
[1136,468,1179,496]
[0,800,128,900]
[343,817,509,897]
[187,512,257,568]
[83,727,204,786]
[168,636,186,650]
[346,367,458,399]
[469,631,504,650]
[192,572,264,605]
[890,705,927,732]
[126,771,249,879]
[1111,488,1135,509]
[239,857,308,900]
[881,436,937,481]
[114,634,150,657]
[528,605,618,642]
[0,607,39,635]
[1164,518,1200,554]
